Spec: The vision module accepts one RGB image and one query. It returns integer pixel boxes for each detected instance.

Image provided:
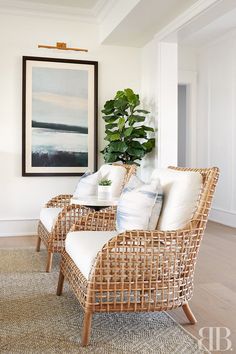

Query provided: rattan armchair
[57,167,219,346]
[36,163,136,272]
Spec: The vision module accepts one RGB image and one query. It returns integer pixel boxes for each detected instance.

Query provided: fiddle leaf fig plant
[101,88,155,165]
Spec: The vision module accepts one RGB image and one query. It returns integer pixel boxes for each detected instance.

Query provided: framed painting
[22,56,98,176]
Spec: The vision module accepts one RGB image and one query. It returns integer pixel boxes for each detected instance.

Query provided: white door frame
[178,70,197,167]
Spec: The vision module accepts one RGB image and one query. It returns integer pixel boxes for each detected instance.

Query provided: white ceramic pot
[97,185,112,200]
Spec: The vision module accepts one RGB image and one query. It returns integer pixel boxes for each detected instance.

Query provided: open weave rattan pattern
[0,248,208,354]
[37,163,137,272]
[58,166,219,345]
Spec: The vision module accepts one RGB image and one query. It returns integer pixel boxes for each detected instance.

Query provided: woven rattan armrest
[71,210,116,232]
[45,205,95,251]
[100,227,195,252]
[45,194,73,208]
[87,226,200,287]
[52,204,95,234]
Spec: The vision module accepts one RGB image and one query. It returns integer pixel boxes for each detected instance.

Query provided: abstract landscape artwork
[22,57,97,176]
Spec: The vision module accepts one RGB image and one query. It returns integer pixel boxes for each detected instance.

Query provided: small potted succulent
[98,179,112,200]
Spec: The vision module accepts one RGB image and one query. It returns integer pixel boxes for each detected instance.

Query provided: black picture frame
[22,56,98,176]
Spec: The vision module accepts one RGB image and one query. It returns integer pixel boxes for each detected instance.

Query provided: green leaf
[115,90,125,99]
[124,127,133,137]
[105,129,119,135]
[130,128,147,138]
[105,123,117,130]
[118,117,125,131]
[142,138,155,152]
[125,160,140,166]
[141,125,154,132]
[132,115,146,121]
[124,88,140,107]
[103,116,118,123]
[104,151,119,163]
[108,133,120,141]
[124,88,134,96]
[109,141,128,153]
[135,109,150,114]
[102,100,115,115]
[130,140,144,149]
[114,98,128,111]
[127,147,145,158]
[105,129,120,141]
[129,115,146,124]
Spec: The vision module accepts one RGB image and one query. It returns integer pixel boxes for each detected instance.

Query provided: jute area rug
[0,248,207,354]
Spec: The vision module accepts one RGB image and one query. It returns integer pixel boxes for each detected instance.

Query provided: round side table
[70,196,118,211]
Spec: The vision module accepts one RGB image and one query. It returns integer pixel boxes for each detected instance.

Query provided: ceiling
[0,0,108,23]
[101,0,200,47]
[178,0,236,47]
[2,0,236,48]
[12,0,100,9]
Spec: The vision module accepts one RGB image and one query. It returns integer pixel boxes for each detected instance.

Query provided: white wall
[0,12,141,236]
[140,39,179,181]
[139,39,158,181]
[178,45,197,72]
[196,31,236,227]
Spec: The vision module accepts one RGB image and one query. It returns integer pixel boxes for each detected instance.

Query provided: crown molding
[93,0,117,24]
[154,0,220,41]
[0,0,110,23]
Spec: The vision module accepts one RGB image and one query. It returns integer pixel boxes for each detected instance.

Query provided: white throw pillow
[73,170,101,198]
[116,175,163,233]
[73,165,127,199]
[151,168,203,231]
[99,164,127,198]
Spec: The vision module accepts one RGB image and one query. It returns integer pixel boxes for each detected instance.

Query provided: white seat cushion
[39,207,62,232]
[65,231,118,279]
[151,169,202,231]
[116,175,163,233]
[99,164,127,197]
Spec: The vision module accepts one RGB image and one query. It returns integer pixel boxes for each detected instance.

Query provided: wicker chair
[56,166,219,346]
[36,163,136,272]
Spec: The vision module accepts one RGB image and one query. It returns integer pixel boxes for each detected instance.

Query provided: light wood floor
[1,221,236,352]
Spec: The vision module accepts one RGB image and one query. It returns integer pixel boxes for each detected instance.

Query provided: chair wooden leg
[56,270,65,296]
[81,310,92,346]
[46,251,53,273]
[36,236,41,252]
[182,303,197,324]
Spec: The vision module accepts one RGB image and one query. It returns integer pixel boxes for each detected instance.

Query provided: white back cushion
[116,175,163,233]
[151,169,202,231]
[99,164,127,197]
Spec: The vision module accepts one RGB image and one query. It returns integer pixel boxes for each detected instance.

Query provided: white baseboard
[209,207,236,228]
[0,219,38,237]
